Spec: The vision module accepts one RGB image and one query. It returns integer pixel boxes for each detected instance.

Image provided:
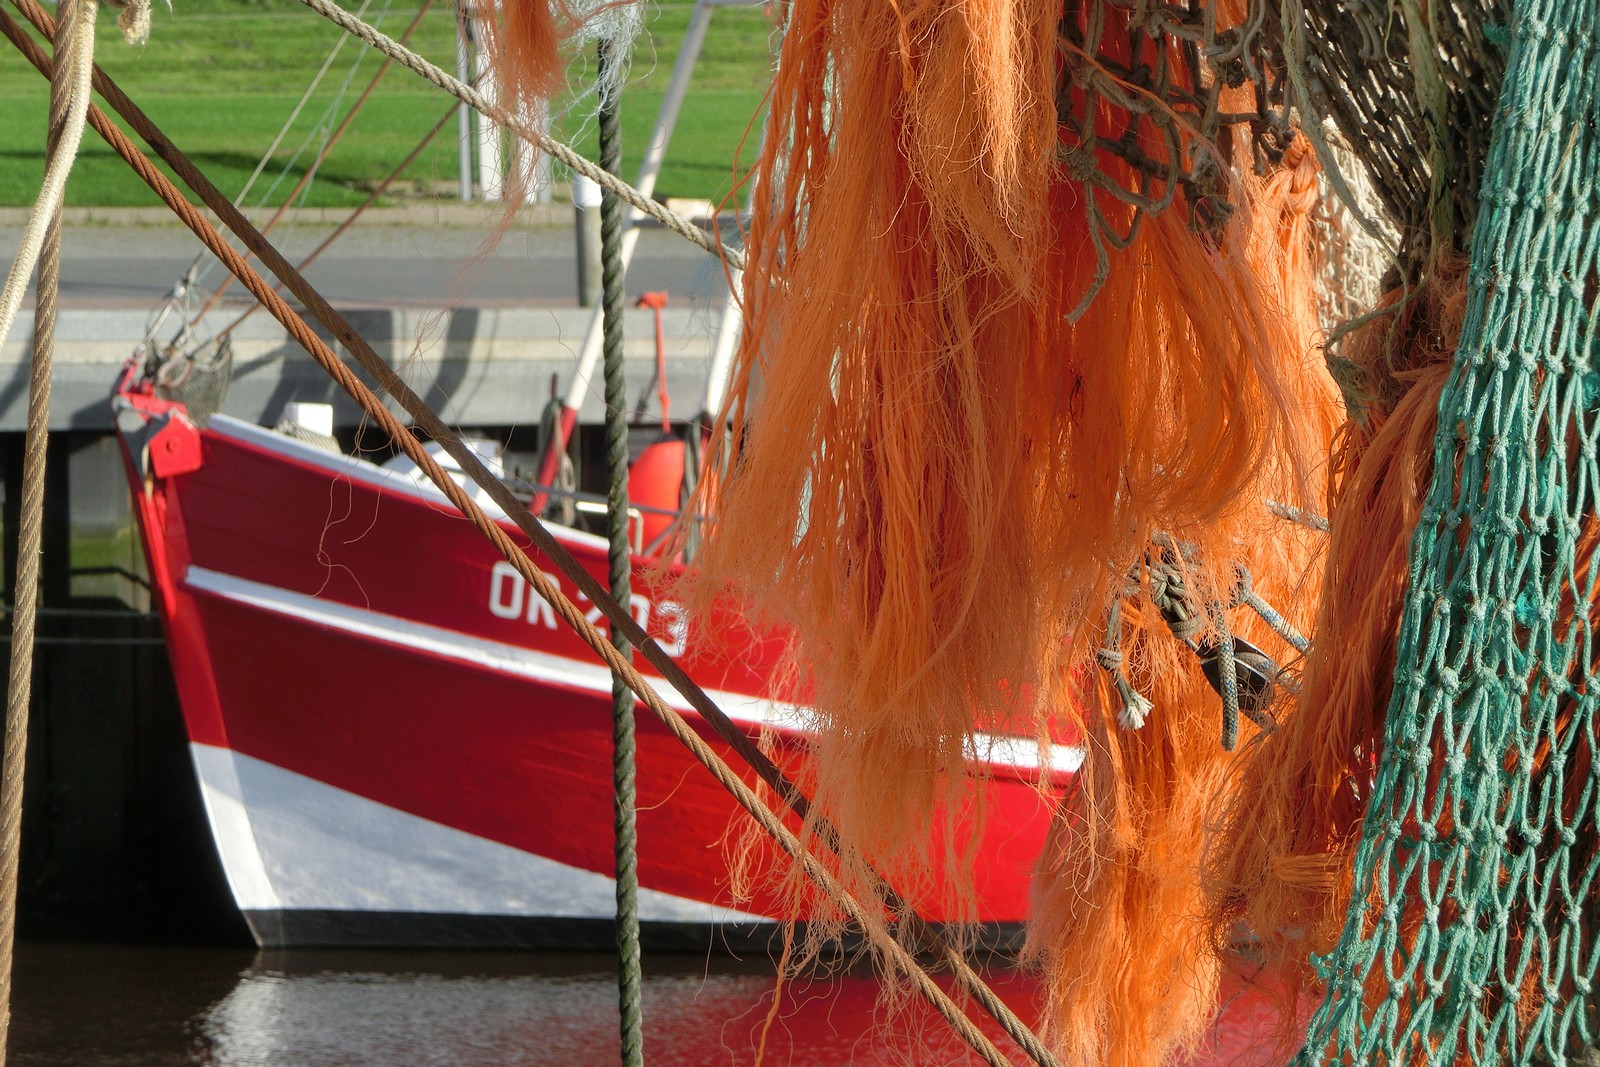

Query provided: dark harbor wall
[0,421,621,945]
[0,430,249,946]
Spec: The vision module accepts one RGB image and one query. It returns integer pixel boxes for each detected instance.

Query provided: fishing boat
[112,362,1072,949]
[71,0,1065,950]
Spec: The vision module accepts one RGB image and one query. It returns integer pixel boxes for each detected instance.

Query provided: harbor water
[10,942,1290,1066]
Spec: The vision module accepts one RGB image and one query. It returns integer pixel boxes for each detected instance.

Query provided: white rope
[294,0,746,271]
[0,0,96,352]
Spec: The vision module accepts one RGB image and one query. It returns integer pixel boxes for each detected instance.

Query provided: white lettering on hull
[487,561,688,657]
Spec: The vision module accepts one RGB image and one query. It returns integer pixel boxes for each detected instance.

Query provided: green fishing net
[1293,2,1600,1063]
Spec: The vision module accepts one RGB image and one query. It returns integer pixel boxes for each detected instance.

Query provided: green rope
[598,36,644,1067]
[1295,3,1600,1063]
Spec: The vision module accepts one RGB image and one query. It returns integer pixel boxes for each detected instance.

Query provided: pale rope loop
[295,0,746,271]
[0,0,96,355]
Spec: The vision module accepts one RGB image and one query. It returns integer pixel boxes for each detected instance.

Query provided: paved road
[4,221,737,310]
[0,217,745,431]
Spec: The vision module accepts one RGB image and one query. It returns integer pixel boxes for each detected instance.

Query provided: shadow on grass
[0,147,401,209]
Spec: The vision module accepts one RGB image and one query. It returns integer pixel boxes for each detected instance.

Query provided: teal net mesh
[1294,3,1600,1064]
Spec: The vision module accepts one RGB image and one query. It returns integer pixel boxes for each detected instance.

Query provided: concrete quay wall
[0,304,733,432]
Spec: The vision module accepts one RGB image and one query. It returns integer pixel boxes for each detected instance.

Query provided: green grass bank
[0,0,773,209]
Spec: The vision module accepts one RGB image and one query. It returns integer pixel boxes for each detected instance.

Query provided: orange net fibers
[475,0,575,104]
[1020,140,1340,1067]
[1201,262,1467,1035]
[681,0,1340,943]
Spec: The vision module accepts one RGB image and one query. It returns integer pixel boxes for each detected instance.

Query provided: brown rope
[0,7,1047,1064]
[187,0,435,323]
[0,0,95,1057]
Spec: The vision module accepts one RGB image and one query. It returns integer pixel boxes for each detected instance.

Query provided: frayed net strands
[474,0,642,110]
[673,0,1343,1055]
[477,0,1342,1059]
[1022,131,1342,1067]
[1202,265,1467,1048]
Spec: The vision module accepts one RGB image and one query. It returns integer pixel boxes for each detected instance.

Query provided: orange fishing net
[485,0,1354,1059]
[1204,261,1468,1010]
[1019,136,1341,1065]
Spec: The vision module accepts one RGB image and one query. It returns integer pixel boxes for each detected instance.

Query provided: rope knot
[1115,687,1153,731]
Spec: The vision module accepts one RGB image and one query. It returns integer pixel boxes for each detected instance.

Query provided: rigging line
[162,0,382,319]
[236,0,379,210]
[0,0,95,1061]
[0,21,1019,1064]
[187,0,434,326]
[0,9,1054,1063]
[596,36,644,1067]
[214,102,456,342]
[284,0,394,213]
[3,12,1062,1062]
[293,0,747,271]
[186,0,396,302]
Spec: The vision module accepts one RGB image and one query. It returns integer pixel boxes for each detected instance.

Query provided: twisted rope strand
[0,0,95,1058]
[597,35,645,1067]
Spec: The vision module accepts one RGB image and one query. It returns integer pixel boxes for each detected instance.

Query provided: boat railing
[509,477,713,557]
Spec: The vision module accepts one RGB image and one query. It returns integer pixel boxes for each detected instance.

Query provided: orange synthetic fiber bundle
[1201,262,1467,1030]
[679,0,1340,980]
[476,0,573,104]
[1020,139,1339,1067]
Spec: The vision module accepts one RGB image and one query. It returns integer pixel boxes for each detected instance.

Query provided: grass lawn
[0,0,774,208]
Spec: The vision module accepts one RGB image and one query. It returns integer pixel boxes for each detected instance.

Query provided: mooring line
[0,1,96,1060]
[294,0,746,271]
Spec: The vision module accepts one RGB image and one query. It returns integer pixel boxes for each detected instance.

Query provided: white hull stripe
[184,565,1084,776]
[190,743,772,923]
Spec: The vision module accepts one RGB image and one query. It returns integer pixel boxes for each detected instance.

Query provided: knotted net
[1288,3,1600,1062]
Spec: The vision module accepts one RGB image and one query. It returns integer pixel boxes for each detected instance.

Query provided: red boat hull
[116,388,1075,948]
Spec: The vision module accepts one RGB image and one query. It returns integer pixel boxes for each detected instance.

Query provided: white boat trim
[184,565,1085,776]
[191,743,772,923]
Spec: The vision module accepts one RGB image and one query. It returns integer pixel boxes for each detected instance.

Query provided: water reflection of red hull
[115,378,1076,948]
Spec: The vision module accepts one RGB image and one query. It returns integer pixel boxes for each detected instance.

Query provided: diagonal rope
[0,7,1051,1065]
[0,0,96,1059]
[292,0,746,271]
[0,7,91,349]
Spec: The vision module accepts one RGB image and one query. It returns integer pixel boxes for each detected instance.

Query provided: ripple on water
[13,943,1296,1066]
